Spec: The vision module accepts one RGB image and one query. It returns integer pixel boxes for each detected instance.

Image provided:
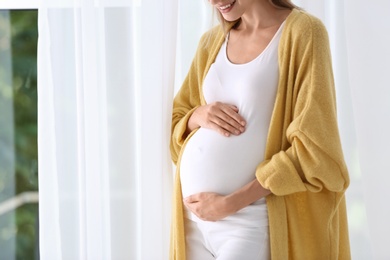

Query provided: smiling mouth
[219,0,236,11]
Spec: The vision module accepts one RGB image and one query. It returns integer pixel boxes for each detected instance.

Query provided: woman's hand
[183,192,235,221]
[184,180,272,222]
[187,102,246,137]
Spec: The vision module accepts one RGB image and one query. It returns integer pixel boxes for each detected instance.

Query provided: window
[0,9,39,259]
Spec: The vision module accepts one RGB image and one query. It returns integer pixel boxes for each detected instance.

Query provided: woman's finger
[184,194,199,204]
[208,103,246,134]
[191,101,247,136]
[222,104,246,127]
[213,110,245,134]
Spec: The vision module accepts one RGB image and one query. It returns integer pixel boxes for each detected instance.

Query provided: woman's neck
[237,1,291,32]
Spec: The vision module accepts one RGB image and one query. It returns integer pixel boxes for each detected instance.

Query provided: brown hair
[215,0,300,33]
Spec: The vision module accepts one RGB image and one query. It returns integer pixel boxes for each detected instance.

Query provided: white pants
[184,200,270,260]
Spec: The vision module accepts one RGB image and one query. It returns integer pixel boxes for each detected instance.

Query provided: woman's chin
[221,14,241,22]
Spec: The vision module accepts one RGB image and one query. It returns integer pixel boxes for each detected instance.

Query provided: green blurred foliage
[0,10,39,260]
[11,10,39,194]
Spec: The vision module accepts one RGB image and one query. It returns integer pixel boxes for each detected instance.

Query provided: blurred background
[1,0,389,259]
[0,10,39,260]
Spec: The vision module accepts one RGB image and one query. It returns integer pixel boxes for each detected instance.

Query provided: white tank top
[180,23,284,221]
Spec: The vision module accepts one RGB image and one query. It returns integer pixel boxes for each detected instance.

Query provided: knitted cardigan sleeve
[256,13,350,196]
[170,49,203,164]
[170,27,222,164]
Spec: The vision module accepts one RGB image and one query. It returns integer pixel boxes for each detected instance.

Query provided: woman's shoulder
[285,9,328,38]
[282,8,330,47]
[197,25,225,52]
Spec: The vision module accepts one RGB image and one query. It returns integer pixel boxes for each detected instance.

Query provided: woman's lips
[218,0,236,13]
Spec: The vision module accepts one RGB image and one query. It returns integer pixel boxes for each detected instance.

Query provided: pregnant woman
[170,0,351,259]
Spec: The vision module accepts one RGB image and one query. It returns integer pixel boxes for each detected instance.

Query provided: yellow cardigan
[170,9,351,260]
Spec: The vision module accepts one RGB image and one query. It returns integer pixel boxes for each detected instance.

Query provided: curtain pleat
[38,1,177,259]
[343,1,390,259]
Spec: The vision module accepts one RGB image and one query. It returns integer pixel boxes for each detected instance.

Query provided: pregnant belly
[180,127,264,198]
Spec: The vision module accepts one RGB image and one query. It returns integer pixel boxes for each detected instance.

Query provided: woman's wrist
[225,179,271,213]
[224,192,244,214]
[187,109,199,131]
[185,107,201,136]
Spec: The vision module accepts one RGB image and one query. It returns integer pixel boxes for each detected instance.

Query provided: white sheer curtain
[176,1,390,259]
[38,0,177,259]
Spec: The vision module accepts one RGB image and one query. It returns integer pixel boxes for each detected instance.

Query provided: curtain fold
[343,1,390,259]
[38,0,177,259]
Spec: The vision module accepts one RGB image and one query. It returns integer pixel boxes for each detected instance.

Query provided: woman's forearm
[226,179,272,213]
